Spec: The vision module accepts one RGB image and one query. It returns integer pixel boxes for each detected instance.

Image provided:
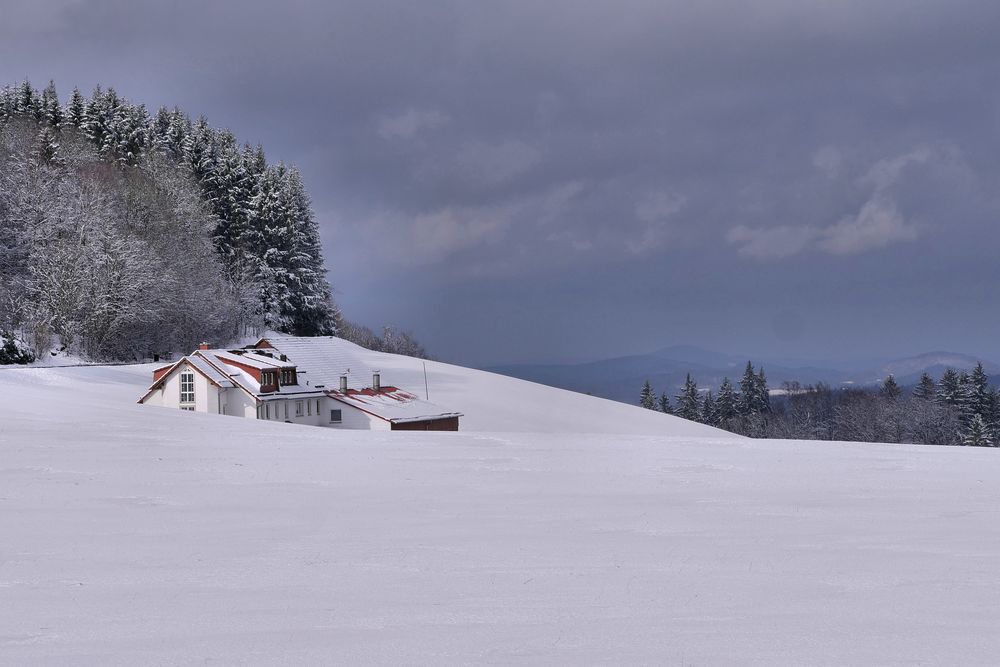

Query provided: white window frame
[179,370,195,406]
[296,401,304,417]
[330,409,342,424]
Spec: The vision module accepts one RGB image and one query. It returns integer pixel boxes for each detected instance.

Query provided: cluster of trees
[640,362,774,436]
[641,362,1000,446]
[0,80,343,361]
[338,322,429,359]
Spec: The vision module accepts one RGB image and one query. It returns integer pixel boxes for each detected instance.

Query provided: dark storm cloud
[3,1,1000,364]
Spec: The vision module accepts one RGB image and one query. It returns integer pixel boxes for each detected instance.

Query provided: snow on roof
[208,349,295,371]
[257,335,374,389]
[184,355,236,388]
[329,388,462,424]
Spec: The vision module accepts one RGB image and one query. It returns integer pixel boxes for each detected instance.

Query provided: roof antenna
[423,361,429,400]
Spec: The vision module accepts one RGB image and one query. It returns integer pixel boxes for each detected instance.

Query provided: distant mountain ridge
[485,346,1000,405]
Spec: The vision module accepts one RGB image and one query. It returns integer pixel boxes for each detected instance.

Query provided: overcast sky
[3,0,1000,365]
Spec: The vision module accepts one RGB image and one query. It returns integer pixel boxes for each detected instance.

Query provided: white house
[138,338,462,431]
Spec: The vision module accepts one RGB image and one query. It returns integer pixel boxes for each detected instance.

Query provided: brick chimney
[198,342,210,350]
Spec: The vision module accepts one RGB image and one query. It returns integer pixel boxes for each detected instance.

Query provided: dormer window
[280,369,296,386]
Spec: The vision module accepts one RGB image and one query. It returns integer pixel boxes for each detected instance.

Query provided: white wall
[142,362,220,414]
[325,397,390,430]
[143,371,388,430]
[255,396,388,430]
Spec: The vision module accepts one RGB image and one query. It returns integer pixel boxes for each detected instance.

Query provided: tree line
[0,80,428,362]
[640,362,1000,446]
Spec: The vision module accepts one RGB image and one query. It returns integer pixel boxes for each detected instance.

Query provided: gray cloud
[3,0,1000,364]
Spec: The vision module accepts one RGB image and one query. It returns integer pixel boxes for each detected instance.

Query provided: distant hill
[486,346,1000,404]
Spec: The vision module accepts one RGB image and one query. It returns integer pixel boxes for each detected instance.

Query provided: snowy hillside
[3,352,1000,663]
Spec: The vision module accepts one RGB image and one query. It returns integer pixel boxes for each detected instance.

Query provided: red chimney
[198,342,210,350]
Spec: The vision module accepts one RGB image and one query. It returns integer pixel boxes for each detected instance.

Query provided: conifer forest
[640,362,1000,446]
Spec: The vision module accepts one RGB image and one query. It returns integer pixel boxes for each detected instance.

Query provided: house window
[284,402,289,419]
[315,399,321,415]
[179,370,195,405]
[265,403,271,419]
[330,409,342,423]
[296,401,304,417]
[281,369,296,386]
[180,406,195,411]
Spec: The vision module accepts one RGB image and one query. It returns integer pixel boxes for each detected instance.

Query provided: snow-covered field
[3,346,1000,664]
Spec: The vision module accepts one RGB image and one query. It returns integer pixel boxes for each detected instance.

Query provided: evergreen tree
[714,377,737,423]
[881,375,901,400]
[675,373,701,421]
[913,372,936,400]
[658,391,672,414]
[37,127,61,165]
[969,362,991,418]
[738,361,757,416]
[41,81,62,128]
[937,368,962,406]
[16,80,35,115]
[756,367,771,414]
[701,389,717,426]
[962,414,992,447]
[65,87,86,128]
[639,380,657,410]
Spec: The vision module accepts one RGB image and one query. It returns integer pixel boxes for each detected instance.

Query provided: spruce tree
[41,81,62,128]
[658,391,672,414]
[65,87,86,128]
[639,380,657,410]
[881,375,901,400]
[913,372,936,400]
[714,377,737,423]
[701,389,716,426]
[938,368,962,406]
[756,367,771,414]
[962,414,992,447]
[675,374,701,421]
[738,362,757,416]
[969,362,991,419]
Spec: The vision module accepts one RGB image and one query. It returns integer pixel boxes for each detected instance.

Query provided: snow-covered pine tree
[937,368,961,406]
[962,414,992,447]
[183,115,217,185]
[913,372,936,400]
[738,361,757,416]
[37,127,61,165]
[755,367,771,414]
[41,81,62,128]
[881,375,901,400]
[675,373,701,421]
[281,166,338,335]
[969,362,992,419]
[714,377,737,423]
[658,391,672,414]
[639,380,657,409]
[701,389,716,426]
[65,87,86,128]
